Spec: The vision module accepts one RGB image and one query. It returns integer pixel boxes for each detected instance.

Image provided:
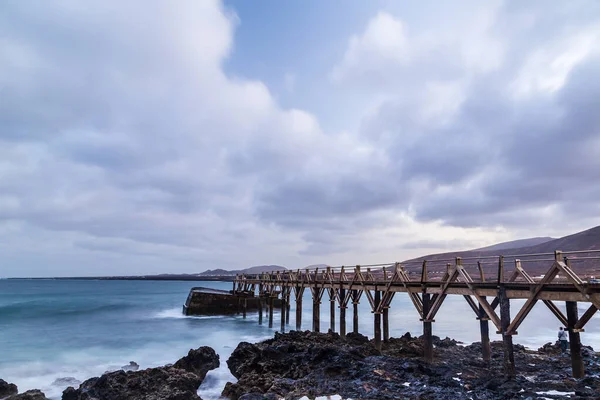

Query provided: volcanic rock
[5,390,48,400]
[0,379,18,398]
[223,330,600,400]
[62,346,219,400]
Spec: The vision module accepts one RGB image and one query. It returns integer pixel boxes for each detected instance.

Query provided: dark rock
[5,390,48,400]
[173,346,220,380]
[222,331,600,400]
[0,379,18,398]
[62,346,219,400]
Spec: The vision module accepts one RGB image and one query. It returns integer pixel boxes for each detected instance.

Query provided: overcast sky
[2,0,600,277]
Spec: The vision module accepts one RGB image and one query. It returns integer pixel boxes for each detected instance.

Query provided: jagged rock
[223,331,600,400]
[0,379,18,398]
[5,390,48,400]
[62,346,219,400]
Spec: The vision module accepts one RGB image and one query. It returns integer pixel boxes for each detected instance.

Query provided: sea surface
[1,279,599,399]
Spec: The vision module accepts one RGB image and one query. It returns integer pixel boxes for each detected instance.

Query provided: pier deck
[232,250,600,379]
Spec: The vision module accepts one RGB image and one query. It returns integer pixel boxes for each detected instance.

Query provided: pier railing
[232,250,600,379]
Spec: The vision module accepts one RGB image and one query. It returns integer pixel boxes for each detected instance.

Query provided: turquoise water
[1,279,598,399]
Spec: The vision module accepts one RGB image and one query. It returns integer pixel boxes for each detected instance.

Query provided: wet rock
[223,331,600,400]
[0,379,18,398]
[5,390,48,400]
[62,346,219,400]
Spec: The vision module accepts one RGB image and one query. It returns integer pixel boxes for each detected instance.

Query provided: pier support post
[566,301,585,378]
[313,299,321,332]
[330,297,336,333]
[286,298,291,325]
[339,288,346,337]
[383,306,389,342]
[296,295,303,331]
[374,290,382,351]
[499,286,516,377]
[268,296,274,328]
[281,295,286,333]
[353,295,359,334]
[258,296,263,325]
[479,302,491,364]
[422,293,433,363]
[242,298,247,319]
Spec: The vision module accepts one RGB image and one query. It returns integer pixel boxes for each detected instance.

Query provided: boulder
[5,390,48,400]
[62,346,219,400]
[0,379,18,398]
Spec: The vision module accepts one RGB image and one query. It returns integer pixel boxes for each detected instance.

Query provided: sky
[1,0,600,277]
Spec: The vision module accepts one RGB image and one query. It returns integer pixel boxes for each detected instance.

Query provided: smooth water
[1,280,598,399]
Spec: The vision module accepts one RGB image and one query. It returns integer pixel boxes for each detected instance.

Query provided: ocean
[1,279,598,399]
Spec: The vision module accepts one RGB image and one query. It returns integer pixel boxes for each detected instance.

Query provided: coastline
[3,330,599,400]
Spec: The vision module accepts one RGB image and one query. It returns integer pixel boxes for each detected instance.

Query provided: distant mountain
[472,237,555,252]
[197,265,287,276]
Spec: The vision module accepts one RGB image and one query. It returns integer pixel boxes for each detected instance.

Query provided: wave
[151,308,226,320]
[0,302,133,320]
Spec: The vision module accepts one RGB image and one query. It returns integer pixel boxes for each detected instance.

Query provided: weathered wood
[296,296,303,331]
[281,295,286,332]
[258,296,263,325]
[566,301,585,378]
[383,306,389,342]
[339,288,347,337]
[313,299,321,332]
[286,297,291,325]
[374,290,381,352]
[268,296,274,329]
[479,302,491,363]
[242,298,247,319]
[422,293,433,363]
[353,290,359,334]
[499,286,516,377]
[330,298,336,332]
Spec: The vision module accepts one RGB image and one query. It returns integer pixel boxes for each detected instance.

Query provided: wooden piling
[330,296,336,333]
[566,301,585,378]
[479,303,491,363]
[313,299,321,332]
[339,288,346,337]
[268,296,274,328]
[422,293,433,363]
[281,295,286,332]
[353,292,359,334]
[499,286,516,377]
[258,296,263,325]
[374,290,382,351]
[286,298,291,325]
[383,306,389,342]
[242,298,247,319]
[296,295,303,331]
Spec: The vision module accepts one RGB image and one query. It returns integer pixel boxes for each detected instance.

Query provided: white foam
[151,308,225,320]
[536,390,575,396]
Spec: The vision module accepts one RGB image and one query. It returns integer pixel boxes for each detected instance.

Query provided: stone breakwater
[2,332,598,400]
[223,331,600,400]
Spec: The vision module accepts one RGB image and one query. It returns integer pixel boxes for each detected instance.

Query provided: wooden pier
[233,250,600,379]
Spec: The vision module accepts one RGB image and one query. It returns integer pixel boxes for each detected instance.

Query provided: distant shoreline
[4,276,235,282]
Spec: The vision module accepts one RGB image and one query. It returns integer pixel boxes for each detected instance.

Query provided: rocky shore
[3,332,599,400]
[223,330,600,400]
[1,347,219,400]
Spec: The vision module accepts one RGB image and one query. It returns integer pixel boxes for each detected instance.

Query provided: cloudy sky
[2,0,600,277]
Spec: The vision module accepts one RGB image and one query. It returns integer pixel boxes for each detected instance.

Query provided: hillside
[473,237,554,252]
[197,265,287,276]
